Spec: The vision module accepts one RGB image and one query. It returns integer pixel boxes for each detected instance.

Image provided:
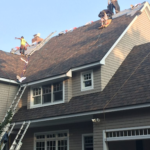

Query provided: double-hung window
[33,88,41,105]
[82,134,93,150]
[35,131,69,150]
[53,82,63,102]
[81,70,94,91]
[43,85,51,103]
[31,81,64,108]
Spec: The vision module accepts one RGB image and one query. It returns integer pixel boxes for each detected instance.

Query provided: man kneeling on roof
[108,0,120,14]
[98,9,113,28]
[15,36,30,55]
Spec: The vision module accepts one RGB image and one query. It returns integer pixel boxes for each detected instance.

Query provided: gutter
[0,78,19,84]
[22,72,72,87]
[14,103,150,125]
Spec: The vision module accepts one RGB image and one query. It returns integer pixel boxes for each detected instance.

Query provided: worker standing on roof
[108,0,120,14]
[15,36,29,55]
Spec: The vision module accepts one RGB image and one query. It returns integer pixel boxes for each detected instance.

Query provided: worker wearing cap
[15,36,29,55]
[108,0,120,14]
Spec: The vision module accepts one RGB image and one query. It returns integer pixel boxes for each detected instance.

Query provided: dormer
[17,2,150,109]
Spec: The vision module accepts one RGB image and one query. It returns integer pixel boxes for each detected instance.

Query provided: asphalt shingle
[12,43,150,122]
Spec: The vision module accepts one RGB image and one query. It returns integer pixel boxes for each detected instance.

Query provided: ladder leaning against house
[0,85,30,150]
[0,31,57,150]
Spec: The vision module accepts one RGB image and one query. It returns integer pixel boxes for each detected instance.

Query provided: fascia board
[100,15,139,65]
[14,103,150,125]
[141,2,150,12]
[71,62,100,72]
[0,78,19,84]
[22,74,68,86]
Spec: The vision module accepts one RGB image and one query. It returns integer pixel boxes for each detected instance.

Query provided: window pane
[53,82,62,92]
[43,85,51,94]
[84,73,91,80]
[58,140,67,150]
[47,141,56,150]
[58,133,67,137]
[33,88,41,96]
[84,80,92,87]
[34,96,41,105]
[43,94,51,103]
[47,134,55,138]
[84,136,93,150]
[36,142,45,150]
[53,91,63,102]
[36,135,45,139]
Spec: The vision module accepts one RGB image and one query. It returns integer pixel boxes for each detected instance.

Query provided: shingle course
[12,43,150,122]
[24,15,134,83]
[0,51,24,80]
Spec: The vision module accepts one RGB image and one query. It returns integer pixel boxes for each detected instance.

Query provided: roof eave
[0,78,19,84]
[13,102,150,125]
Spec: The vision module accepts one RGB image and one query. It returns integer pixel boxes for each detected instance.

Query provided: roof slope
[24,14,136,83]
[12,42,150,122]
[0,51,24,80]
[0,4,143,82]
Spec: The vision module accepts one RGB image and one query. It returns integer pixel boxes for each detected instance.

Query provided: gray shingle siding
[0,82,18,121]
[15,122,93,150]
[93,108,150,150]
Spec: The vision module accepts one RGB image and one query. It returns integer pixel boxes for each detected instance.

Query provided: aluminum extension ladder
[28,31,56,56]
[0,123,15,150]
[9,121,30,150]
[0,86,27,143]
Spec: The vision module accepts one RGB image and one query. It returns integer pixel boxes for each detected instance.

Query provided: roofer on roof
[15,36,30,55]
[98,9,113,28]
[108,0,120,14]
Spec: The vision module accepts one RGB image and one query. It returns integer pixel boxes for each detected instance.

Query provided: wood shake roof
[12,43,150,122]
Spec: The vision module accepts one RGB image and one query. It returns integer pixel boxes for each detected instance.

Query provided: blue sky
[0,0,148,52]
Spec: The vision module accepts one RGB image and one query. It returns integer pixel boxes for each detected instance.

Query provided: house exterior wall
[17,121,93,150]
[93,108,150,150]
[72,66,101,97]
[18,66,100,110]
[18,79,72,110]
[18,87,30,109]
[101,9,150,90]
[64,78,72,102]
[0,82,18,122]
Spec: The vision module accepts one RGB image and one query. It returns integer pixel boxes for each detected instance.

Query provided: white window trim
[34,130,69,150]
[30,81,65,109]
[82,133,93,150]
[80,70,94,91]
[103,126,150,150]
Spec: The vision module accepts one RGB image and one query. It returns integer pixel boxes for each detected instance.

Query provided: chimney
[32,33,43,43]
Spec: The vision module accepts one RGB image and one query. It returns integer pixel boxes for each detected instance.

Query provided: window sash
[83,135,93,150]
[35,132,68,150]
[81,71,93,90]
[32,82,63,106]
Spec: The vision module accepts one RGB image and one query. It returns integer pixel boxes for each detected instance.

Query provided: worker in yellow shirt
[15,36,30,55]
